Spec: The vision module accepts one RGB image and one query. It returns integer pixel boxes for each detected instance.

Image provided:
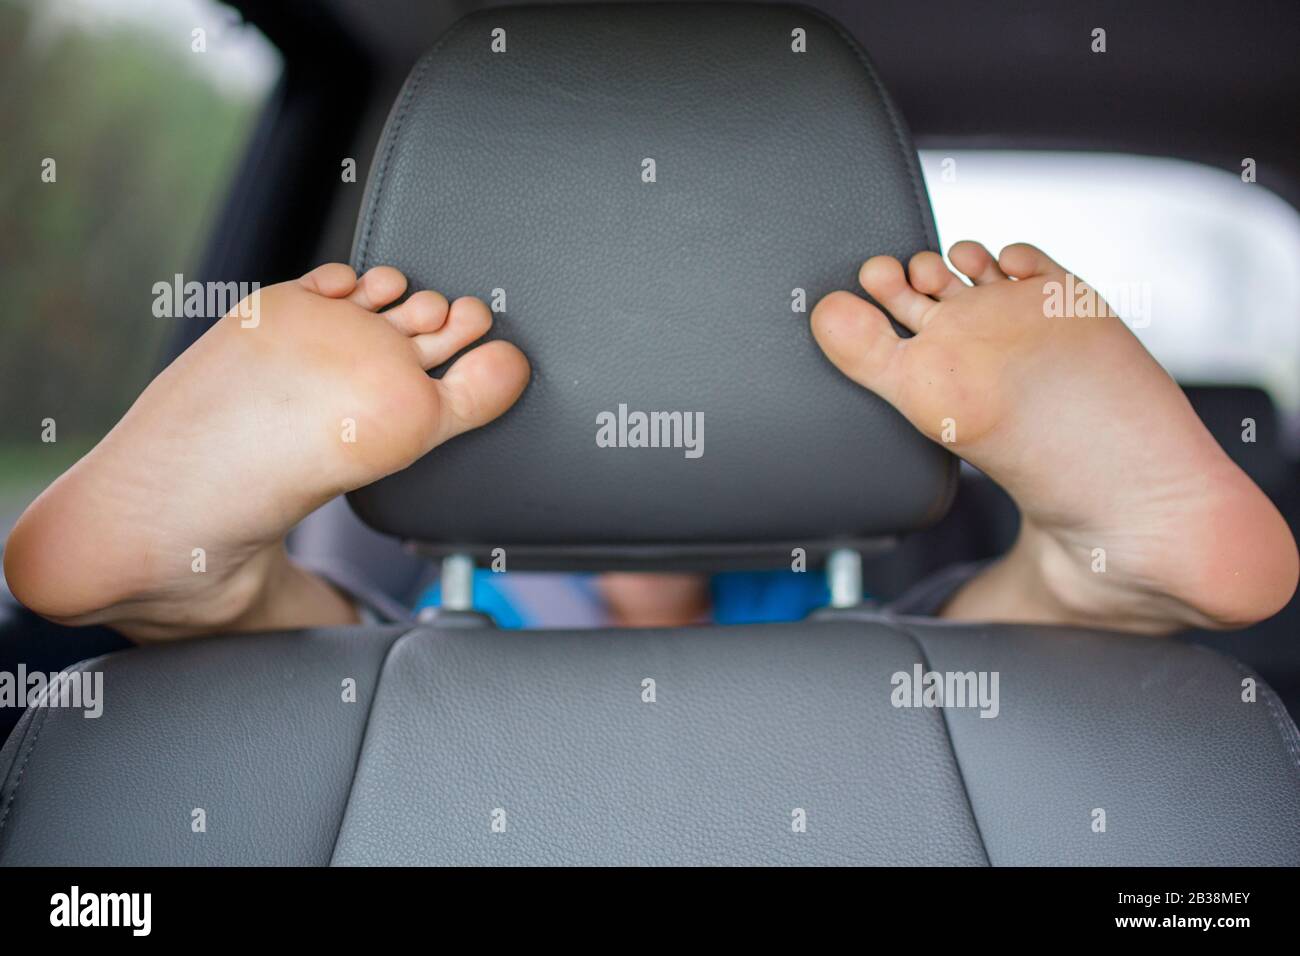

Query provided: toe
[858,255,937,331]
[949,241,1007,285]
[810,289,905,404]
[385,289,450,337]
[347,266,408,311]
[410,295,493,370]
[998,242,1065,279]
[434,340,531,441]
[298,263,357,297]
[908,251,967,301]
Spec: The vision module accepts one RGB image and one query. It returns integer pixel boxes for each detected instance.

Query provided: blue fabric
[414,570,833,628]
[709,570,831,625]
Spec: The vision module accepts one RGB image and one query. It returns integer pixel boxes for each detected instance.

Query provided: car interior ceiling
[193,0,1300,718]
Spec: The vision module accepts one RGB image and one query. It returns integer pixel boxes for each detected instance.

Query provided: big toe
[435,339,531,441]
[810,290,904,403]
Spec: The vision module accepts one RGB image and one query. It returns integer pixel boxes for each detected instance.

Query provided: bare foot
[4,264,529,639]
[811,241,1298,633]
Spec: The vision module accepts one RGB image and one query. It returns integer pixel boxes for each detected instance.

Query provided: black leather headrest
[347,3,956,569]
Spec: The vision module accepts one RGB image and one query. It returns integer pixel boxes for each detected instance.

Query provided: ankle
[223,551,361,634]
[121,547,360,641]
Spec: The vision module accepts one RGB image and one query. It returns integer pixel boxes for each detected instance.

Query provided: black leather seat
[2,3,1297,866]
[3,618,1297,865]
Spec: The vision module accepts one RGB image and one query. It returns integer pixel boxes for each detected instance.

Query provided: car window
[0,0,279,535]
[920,150,1300,419]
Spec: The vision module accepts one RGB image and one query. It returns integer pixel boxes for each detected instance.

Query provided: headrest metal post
[826,548,863,609]
[440,553,475,611]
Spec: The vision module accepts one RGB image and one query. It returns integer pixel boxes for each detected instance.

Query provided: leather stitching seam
[890,617,994,866]
[0,658,96,842]
[326,625,426,864]
[805,5,940,252]
[1226,656,1300,777]
[356,21,469,273]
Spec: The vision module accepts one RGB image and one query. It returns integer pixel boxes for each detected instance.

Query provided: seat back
[3,619,1298,865]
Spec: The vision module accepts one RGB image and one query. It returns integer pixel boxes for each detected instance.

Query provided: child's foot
[811,242,1298,632]
[4,264,529,639]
